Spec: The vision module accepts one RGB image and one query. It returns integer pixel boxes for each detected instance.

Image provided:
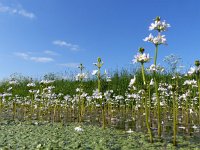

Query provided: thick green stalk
[141,63,153,143]
[81,98,85,121]
[154,45,158,66]
[153,44,161,138]
[96,60,106,129]
[98,68,101,93]
[141,63,146,85]
[102,102,106,129]
[173,90,177,146]
[145,88,153,143]
[78,92,82,122]
[185,94,189,133]
[154,78,161,138]
[30,93,34,120]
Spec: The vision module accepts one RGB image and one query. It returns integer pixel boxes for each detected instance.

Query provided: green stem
[145,88,153,143]
[141,62,153,142]
[30,93,34,120]
[155,79,161,138]
[102,102,106,129]
[141,63,146,85]
[185,98,189,133]
[173,91,177,146]
[98,68,101,93]
[154,44,158,66]
[153,44,161,139]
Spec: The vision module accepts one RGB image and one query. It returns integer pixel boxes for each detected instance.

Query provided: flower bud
[155,16,161,21]
[138,47,145,54]
[195,60,200,67]
[97,57,102,63]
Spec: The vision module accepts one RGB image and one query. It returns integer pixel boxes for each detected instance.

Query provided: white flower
[144,33,166,45]
[178,126,186,130]
[153,34,166,45]
[189,109,193,114]
[132,53,150,64]
[192,125,198,129]
[92,70,98,75]
[92,89,102,99]
[106,76,112,82]
[76,88,83,93]
[74,126,84,132]
[188,66,196,75]
[126,129,134,133]
[129,76,136,87]
[40,80,54,84]
[127,93,139,99]
[64,95,71,101]
[168,85,172,90]
[81,92,88,98]
[75,73,87,81]
[27,83,36,87]
[188,67,195,75]
[9,80,18,85]
[104,69,111,82]
[149,20,170,32]
[183,79,197,87]
[29,89,39,94]
[147,64,164,73]
[7,87,13,91]
[143,33,154,42]
[149,64,156,71]
[150,79,154,86]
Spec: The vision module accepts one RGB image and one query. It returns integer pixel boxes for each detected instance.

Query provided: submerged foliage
[0,121,199,150]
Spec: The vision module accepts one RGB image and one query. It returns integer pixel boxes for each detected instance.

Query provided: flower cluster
[9,80,18,85]
[144,16,170,46]
[75,73,87,81]
[143,33,166,45]
[132,48,150,64]
[187,66,200,75]
[183,79,197,88]
[133,53,150,64]
[40,80,55,85]
[129,76,136,88]
[147,64,165,73]
[149,17,170,32]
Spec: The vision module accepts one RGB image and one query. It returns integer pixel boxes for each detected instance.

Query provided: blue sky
[0,0,200,80]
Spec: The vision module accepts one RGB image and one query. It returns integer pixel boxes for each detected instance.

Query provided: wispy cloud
[0,3,35,19]
[59,63,79,68]
[44,50,59,56]
[30,57,54,63]
[53,40,80,51]
[14,52,29,60]
[14,52,54,63]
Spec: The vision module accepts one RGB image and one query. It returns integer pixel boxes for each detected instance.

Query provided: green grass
[0,69,173,96]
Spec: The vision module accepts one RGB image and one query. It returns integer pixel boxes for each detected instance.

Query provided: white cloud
[0,3,35,19]
[30,57,54,63]
[14,52,54,63]
[59,63,79,68]
[53,40,68,47]
[14,52,29,60]
[53,40,80,51]
[44,50,59,56]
